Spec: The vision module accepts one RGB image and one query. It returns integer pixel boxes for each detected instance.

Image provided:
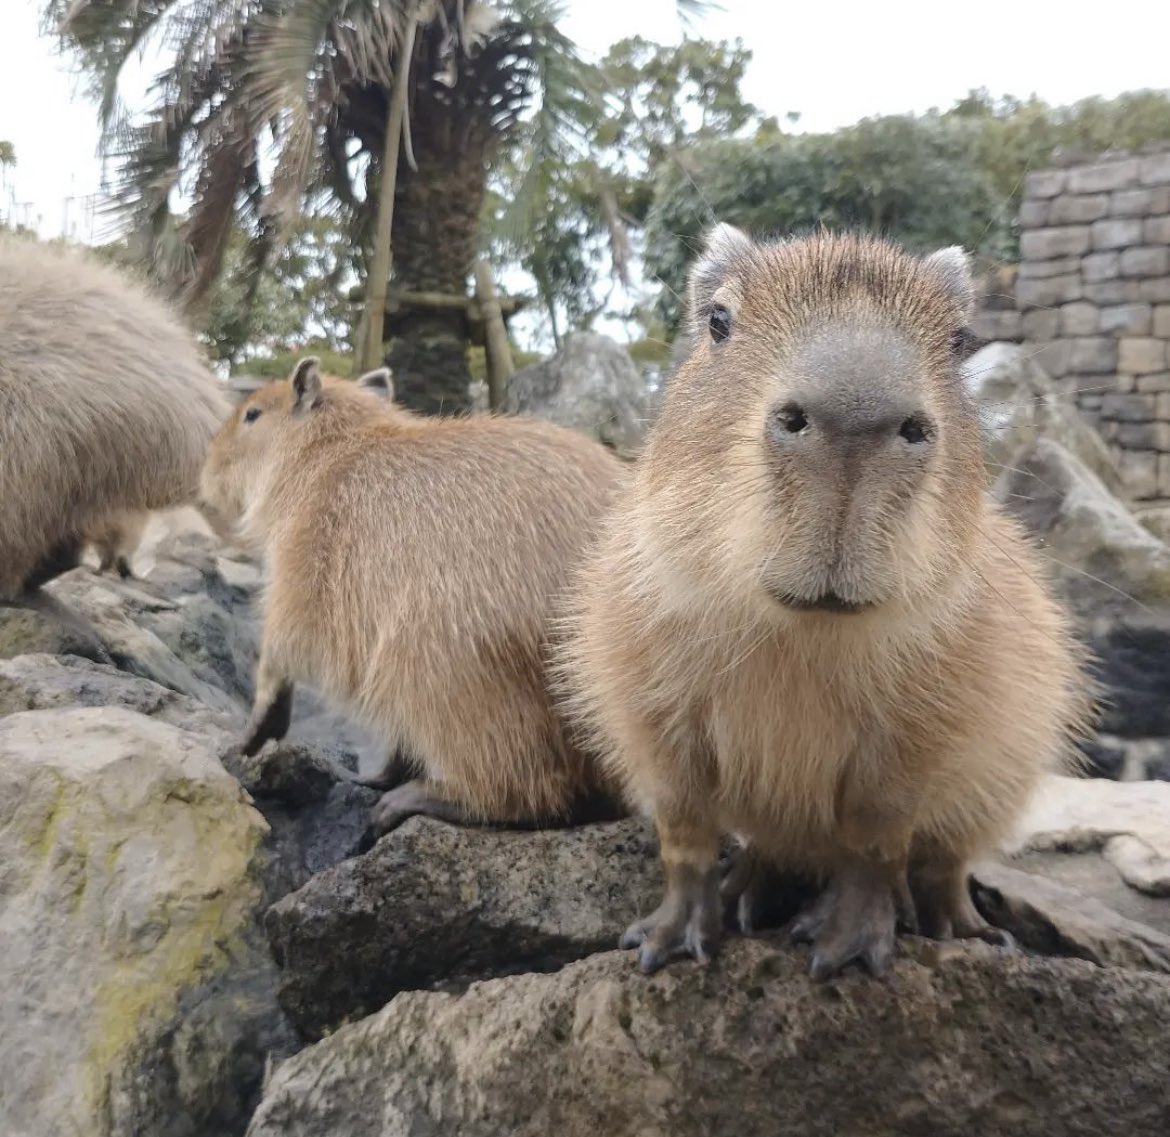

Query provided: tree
[483,34,764,345]
[0,141,13,167]
[644,113,1012,331]
[45,0,707,415]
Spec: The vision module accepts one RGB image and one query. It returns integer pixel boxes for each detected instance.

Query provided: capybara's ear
[290,356,323,412]
[922,245,976,325]
[687,222,753,329]
[356,366,394,401]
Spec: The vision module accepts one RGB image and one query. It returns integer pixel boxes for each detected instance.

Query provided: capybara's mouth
[771,589,875,614]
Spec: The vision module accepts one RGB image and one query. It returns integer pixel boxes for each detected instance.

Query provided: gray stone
[1049,193,1109,225]
[1031,339,1073,378]
[1100,303,1153,335]
[1092,217,1145,251]
[1139,152,1170,185]
[1145,215,1170,243]
[1070,158,1140,194]
[1111,188,1156,217]
[0,706,295,1137]
[1101,393,1154,422]
[1121,246,1170,279]
[1140,278,1170,301]
[1138,372,1170,394]
[1025,169,1068,198]
[1086,280,1142,305]
[503,332,655,459]
[1068,336,1117,374]
[1018,255,1081,279]
[245,939,1170,1137]
[970,309,1021,342]
[1120,337,1168,375]
[1020,225,1091,260]
[1021,308,1059,340]
[1060,301,1099,336]
[1018,199,1050,227]
[1017,273,1082,309]
[1115,421,1170,451]
[1148,186,1170,213]
[265,816,661,1042]
[961,343,1122,490]
[1154,305,1170,337]
[1083,251,1120,282]
[1118,449,1161,498]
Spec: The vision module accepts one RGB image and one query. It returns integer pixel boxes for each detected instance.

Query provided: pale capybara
[0,235,231,599]
[557,226,1092,980]
[198,357,627,840]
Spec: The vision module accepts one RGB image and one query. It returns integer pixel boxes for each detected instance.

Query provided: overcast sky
[3,0,1168,243]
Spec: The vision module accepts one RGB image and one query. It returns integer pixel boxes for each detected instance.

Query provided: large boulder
[994,438,1170,747]
[263,772,1170,1043]
[0,705,295,1137]
[504,332,655,458]
[265,816,662,1040]
[963,342,1123,492]
[246,938,1170,1137]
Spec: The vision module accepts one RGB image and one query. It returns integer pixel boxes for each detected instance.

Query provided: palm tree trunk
[384,138,483,416]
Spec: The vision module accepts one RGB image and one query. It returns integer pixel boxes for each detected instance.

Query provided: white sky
[2,0,1168,243]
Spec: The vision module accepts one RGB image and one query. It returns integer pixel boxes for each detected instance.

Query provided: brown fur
[557,226,1093,977]
[0,234,231,599]
[199,357,626,830]
[84,509,151,578]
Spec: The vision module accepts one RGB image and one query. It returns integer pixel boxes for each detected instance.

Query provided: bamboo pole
[358,16,419,374]
[473,258,513,410]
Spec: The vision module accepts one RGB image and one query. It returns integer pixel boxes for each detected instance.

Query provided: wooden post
[358,16,418,374]
[473,258,514,411]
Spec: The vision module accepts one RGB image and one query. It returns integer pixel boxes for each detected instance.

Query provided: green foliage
[644,88,1170,331]
[203,216,358,368]
[484,35,763,344]
[231,342,355,380]
[0,140,14,167]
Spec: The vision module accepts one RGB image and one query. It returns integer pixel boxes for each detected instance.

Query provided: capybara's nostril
[773,403,809,435]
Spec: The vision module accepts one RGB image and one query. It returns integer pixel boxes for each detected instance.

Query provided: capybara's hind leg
[910,851,1015,948]
[114,555,134,579]
[720,842,820,935]
[351,747,418,791]
[22,535,83,592]
[365,778,477,840]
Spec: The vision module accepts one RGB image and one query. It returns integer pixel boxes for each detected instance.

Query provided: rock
[246,938,1170,1137]
[962,342,1122,492]
[994,438,1170,738]
[973,862,1170,971]
[0,705,296,1137]
[1004,775,1170,900]
[0,650,377,899]
[504,332,654,458]
[0,592,112,664]
[265,816,662,1040]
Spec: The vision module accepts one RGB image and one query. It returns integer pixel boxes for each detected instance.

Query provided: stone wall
[1015,148,1170,501]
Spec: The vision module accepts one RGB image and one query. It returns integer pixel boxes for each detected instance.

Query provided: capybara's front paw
[241,683,293,757]
[621,864,722,974]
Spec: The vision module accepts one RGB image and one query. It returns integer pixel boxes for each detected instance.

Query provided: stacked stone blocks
[1017,150,1170,500]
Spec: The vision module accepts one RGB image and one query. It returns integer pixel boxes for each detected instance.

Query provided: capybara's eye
[244,407,262,424]
[899,415,931,445]
[948,329,969,356]
[708,305,732,344]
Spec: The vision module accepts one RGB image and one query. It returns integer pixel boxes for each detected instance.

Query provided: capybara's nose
[766,395,934,449]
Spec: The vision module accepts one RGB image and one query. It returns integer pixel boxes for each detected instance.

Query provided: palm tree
[44,0,707,413]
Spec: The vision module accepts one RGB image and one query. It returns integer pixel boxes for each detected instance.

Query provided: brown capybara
[0,234,230,599]
[557,225,1092,980]
[83,509,151,579]
[199,356,627,841]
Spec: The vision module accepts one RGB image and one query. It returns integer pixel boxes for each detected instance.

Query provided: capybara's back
[0,235,230,597]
